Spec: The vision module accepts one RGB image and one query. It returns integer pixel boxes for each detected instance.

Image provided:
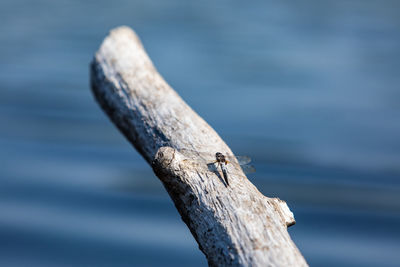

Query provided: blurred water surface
[1,0,400,266]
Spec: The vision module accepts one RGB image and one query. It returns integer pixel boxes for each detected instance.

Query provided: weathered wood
[90,26,308,267]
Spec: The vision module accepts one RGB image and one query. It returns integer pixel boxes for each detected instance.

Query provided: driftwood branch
[90,26,308,267]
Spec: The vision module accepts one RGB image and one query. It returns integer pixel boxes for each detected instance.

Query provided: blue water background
[1,0,399,266]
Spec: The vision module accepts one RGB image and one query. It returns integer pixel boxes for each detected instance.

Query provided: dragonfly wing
[178,149,212,163]
[239,164,256,174]
[233,155,251,165]
[178,149,253,174]
[178,149,214,162]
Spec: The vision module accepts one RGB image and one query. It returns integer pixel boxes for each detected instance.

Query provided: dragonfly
[177,149,256,186]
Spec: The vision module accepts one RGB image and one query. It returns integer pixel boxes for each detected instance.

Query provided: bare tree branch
[90,26,308,267]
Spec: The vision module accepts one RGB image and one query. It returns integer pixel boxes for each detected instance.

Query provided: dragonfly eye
[215,152,223,160]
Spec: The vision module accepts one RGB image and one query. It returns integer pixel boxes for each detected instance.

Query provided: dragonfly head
[215,152,225,162]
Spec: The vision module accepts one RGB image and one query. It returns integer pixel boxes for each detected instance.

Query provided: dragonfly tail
[222,169,229,186]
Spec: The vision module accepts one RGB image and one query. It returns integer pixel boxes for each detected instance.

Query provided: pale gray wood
[90,26,308,267]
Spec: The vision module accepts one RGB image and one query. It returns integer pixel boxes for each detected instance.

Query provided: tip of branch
[108,26,142,45]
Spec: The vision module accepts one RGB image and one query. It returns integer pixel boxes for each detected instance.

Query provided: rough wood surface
[90,26,308,267]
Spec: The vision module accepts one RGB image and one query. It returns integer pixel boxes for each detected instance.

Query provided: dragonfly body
[177,148,255,186]
[215,152,229,186]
